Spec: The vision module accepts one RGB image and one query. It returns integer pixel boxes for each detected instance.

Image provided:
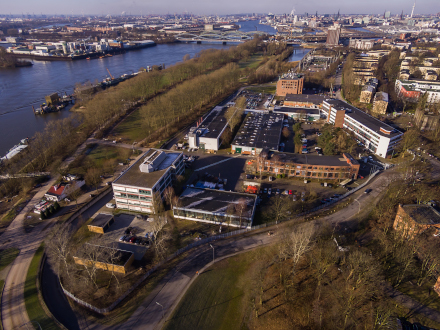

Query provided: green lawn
[112,108,145,143]
[238,54,264,69]
[0,248,19,272]
[163,252,255,330]
[246,84,276,95]
[24,244,59,330]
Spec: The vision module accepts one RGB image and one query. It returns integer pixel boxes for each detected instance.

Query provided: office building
[276,72,304,96]
[395,79,440,104]
[112,149,184,213]
[326,24,341,46]
[256,149,360,180]
[322,99,403,157]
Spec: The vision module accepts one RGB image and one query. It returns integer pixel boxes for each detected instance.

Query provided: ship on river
[6,40,156,61]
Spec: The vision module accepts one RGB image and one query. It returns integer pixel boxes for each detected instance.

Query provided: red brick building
[276,73,304,97]
[393,204,440,238]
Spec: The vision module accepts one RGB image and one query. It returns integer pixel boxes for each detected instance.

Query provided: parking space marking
[194,155,242,172]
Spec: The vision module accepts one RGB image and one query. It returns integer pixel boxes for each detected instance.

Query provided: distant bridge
[175,30,266,43]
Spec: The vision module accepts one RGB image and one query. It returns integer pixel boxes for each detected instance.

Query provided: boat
[86,57,90,60]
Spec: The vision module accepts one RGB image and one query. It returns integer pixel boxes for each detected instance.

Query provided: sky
[0,0,437,16]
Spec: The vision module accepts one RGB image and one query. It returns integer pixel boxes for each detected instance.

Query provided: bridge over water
[175,30,266,44]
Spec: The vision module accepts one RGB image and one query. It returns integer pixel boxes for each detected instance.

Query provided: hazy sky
[1,0,437,16]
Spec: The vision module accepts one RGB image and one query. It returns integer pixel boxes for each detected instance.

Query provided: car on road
[119,235,127,242]
[364,189,372,194]
[106,203,116,209]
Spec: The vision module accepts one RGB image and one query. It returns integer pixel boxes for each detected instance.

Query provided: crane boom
[106,68,114,80]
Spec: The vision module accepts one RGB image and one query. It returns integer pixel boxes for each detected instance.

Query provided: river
[0,20,308,156]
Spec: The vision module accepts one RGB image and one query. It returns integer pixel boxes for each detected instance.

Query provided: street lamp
[156,301,164,319]
[209,244,215,262]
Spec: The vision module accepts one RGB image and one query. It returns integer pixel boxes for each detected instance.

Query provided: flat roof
[402,204,440,225]
[196,106,229,139]
[90,213,114,228]
[274,107,320,115]
[263,151,358,167]
[113,149,182,188]
[232,113,283,150]
[324,99,402,138]
[78,244,133,266]
[176,188,256,217]
[284,94,325,104]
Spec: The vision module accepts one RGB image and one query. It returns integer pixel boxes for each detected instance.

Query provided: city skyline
[0,0,438,17]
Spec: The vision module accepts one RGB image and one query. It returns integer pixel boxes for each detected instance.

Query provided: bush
[53,201,60,210]
[40,212,46,220]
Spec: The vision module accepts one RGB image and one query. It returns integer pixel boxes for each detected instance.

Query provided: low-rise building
[360,85,375,103]
[112,149,184,213]
[173,188,257,228]
[349,38,375,50]
[276,72,304,96]
[395,79,440,104]
[87,213,115,234]
[256,149,360,180]
[273,107,321,121]
[322,99,403,157]
[74,244,134,274]
[44,179,85,202]
[283,94,325,108]
[373,92,389,115]
[231,113,283,155]
[393,204,440,238]
[188,106,229,152]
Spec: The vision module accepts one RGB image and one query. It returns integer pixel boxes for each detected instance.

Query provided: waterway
[0,20,308,156]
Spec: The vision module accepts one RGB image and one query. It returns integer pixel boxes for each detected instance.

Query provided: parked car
[288,190,293,195]
[268,188,272,195]
[130,236,137,243]
[119,235,127,242]
[365,188,372,194]
[106,203,116,209]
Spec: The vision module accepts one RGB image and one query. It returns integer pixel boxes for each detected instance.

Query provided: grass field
[112,108,145,143]
[245,84,276,95]
[24,244,59,330]
[0,248,19,272]
[238,54,265,69]
[163,251,256,330]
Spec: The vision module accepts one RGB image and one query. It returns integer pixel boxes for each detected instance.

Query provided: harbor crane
[106,68,114,80]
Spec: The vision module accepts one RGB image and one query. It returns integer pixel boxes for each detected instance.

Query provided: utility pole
[209,244,215,262]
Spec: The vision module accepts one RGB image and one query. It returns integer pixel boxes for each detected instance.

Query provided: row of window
[259,166,352,178]
[262,161,348,171]
[173,209,252,226]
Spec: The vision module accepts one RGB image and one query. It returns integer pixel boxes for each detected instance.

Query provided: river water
[0,20,307,156]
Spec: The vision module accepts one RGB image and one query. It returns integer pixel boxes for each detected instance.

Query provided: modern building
[188,106,229,152]
[273,107,321,121]
[283,94,325,108]
[395,79,440,104]
[276,72,304,96]
[393,204,440,239]
[326,24,341,46]
[256,149,360,180]
[348,38,375,50]
[322,99,403,157]
[231,113,283,155]
[173,188,257,228]
[373,92,389,115]
[112,149,184,213]
[87,213,115,234]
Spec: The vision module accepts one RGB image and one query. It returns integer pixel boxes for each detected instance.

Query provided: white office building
[322,99,403,158]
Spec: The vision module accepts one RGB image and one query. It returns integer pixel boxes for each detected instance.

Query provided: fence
[60,168,388,314]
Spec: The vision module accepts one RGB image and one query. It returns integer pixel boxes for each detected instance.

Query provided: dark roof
[264,151,356,167]
[274,107,320,115]
[113,149,182,188]
[403,204,440,225]
[197,106,229,139]
[77,244,133,266]
[284,94,325,104]
[176,188,256,218]
[231,113,283,150]
[324,99,402,138]
[90,213,114,228]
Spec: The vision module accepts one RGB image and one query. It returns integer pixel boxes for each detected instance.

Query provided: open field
[163,250,257,330]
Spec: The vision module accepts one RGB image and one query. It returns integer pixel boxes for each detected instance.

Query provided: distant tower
[337,10,340,20]
[401,10,404,20]
[316,11,318,17]
[410,1,416,18]
[290,7,295,18]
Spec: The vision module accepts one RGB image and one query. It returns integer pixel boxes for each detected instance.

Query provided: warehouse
[188,106,229,152]
[231,113,283,155]
[173,188,257,228]
[112,149,184,213]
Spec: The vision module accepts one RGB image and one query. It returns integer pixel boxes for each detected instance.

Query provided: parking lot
[100,213,154,260]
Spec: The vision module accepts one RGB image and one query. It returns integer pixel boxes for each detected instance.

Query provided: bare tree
[235,198,249,228]
[163,186,176,209]
[150,215,169,260]
[268,196,292,223]
[79,243,106,288]
[45,223,73,277]
[85,167,102,192]
[152,192,165,215]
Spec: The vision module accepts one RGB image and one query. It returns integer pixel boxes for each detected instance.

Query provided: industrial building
[276,72,304,96]
[322,99,403,158]
[188,106,229,152]
[273,107,321,121]
[173,188,257,228]
[231,113,283,155]
[283,94,325,108]
[257,149,360,180]
[112,149,184,213]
